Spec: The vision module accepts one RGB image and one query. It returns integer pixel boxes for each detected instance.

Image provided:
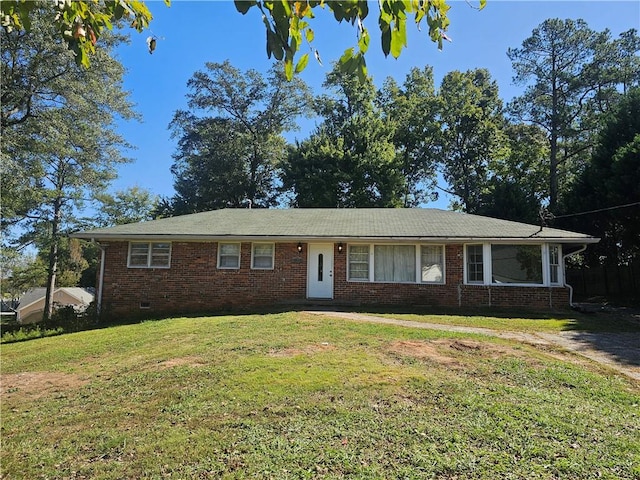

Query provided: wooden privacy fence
[565,263,640,297]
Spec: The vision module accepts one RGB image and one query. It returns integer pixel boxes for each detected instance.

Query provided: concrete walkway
[306,311,640,382]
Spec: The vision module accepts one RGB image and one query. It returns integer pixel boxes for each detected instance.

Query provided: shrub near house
[72,209,598,317]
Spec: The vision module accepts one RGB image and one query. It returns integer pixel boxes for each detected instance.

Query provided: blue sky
[111,0,640,209]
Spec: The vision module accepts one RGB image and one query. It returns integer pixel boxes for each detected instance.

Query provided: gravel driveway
[307,311,640,382]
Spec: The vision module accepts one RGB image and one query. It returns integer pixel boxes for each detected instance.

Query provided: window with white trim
[348,245,370,281]
[466,244,484,283]
[252,243,274,269]
[421,245,445,283]
[128,242,171,268]
[374,245,416,282]
[491,244,542,284]
[549,245,561,285]
[465,243,562,286]
[348,244,445,284]
[218,243,240,269]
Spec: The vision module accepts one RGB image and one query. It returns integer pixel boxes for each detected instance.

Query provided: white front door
[307,244,334,299]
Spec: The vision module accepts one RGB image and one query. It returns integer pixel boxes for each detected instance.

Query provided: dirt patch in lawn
[1,372,89,401]
[268,343,336,357]
[387,340,459,366]
[155,356,207,369]
[386,339,527,367]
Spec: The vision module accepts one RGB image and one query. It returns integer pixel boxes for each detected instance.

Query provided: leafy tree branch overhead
[235,0,484,81]
[1,0,484,76]
[0,0,169,68]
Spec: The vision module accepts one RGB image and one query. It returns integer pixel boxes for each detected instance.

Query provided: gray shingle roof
[73,208,598,243]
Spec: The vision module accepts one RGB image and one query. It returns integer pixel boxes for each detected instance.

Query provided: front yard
[1,311,638,479]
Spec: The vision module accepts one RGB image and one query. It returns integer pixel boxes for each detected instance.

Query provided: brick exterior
[99,241,570,318]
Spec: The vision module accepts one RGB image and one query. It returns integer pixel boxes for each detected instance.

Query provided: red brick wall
[333,244,569,309]
[99,241,569,318]
[101,241,307,317]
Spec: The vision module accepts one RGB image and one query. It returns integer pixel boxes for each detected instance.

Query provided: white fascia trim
[71,234,600,244]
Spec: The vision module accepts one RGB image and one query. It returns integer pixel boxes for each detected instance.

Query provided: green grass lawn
[2,312,639,479]
[366,307,640,333]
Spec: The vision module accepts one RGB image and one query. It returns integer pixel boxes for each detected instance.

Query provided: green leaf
[266,29,284,60]
[381,26,391,56]
[390,18,407,58]
[113,3,125,20]
[294,52,309,73]
[280,0,292,17]
[379,9,392,25]
[331,4,346,22]
[414,9,424,26]
[355,54,368,83]
[339,48,359,74]
[358,28,370,54]
[270,1,291,41]
[284,57,294,80]
[339,47,354,64]
[357,1,369,19]
[305,27,314,43]
[234,1,256,15]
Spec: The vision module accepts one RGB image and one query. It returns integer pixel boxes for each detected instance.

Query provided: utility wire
[552,201,640,219]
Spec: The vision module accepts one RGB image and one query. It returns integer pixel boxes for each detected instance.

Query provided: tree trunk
[43,198,62,322]
[549,132,558,211]
[549,55,559,212]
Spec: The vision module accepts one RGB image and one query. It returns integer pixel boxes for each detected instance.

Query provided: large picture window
[374,245,416,283]
[128,242,171,268]
[465,243,559,286]
[491,245,542,284]
[218,243,240,269]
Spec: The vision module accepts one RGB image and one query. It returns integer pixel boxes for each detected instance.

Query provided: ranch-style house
[72,208,599,316]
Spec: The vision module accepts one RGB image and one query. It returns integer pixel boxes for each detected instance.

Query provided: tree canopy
[508,19,640,210]
[1,3,137,318]
[283,65,402,207]
[165,61,311,214]
[561,88,640,265]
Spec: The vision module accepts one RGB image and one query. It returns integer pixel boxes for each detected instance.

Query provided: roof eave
[71,233,600,244]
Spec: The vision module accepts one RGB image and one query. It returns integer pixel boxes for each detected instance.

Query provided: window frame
[217,242,241,270]
[127,242,171,269]
[490,244,544,286]
[347,244,371,282]
[420,244,446,284]
[548,244,562,285]
[464,244,486,284]
[251,242,275,270]
[346,243,446,285]
[373,244,417,283]
[464,243,563,287]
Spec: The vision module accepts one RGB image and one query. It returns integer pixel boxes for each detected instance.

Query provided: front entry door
[307,244,334,299]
